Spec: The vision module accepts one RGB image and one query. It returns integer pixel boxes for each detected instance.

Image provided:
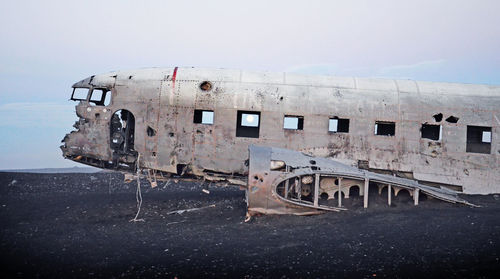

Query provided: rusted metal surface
[246,145,475,215]
[61,67,500,211]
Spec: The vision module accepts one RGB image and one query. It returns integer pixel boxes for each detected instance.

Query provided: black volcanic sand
[0,172,499,278]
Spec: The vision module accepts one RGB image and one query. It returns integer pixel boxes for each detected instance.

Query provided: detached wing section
[246,145,475,216]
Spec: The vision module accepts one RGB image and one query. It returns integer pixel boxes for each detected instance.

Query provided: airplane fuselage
[61,67,500,194]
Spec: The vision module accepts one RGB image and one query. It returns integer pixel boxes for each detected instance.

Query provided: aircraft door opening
[110,109,136,157]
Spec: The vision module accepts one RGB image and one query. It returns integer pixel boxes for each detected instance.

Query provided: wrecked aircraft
[61,67,500,215]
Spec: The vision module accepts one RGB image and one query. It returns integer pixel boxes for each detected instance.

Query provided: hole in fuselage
[147,126,157,137]
[176,164,187,175]
[200,81,212,91]
[433,113,443,122]
[445,116,459,123]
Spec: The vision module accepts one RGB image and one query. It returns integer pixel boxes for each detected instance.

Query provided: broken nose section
[246,145,475,216]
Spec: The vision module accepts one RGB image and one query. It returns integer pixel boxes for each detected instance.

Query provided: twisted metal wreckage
[61,67,500,215]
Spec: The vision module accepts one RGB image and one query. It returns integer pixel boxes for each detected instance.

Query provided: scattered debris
[130,155,144,222]
[163,180,171,188]
[244,212,252,223]
[166,220,187,226]
[166,204,216,215]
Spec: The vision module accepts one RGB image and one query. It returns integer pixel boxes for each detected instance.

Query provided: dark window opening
[358,160,369,169]
[329,117,349,133]
[466,126,492,154]
[375,121,395,136]
[71,88,89,101]
[433,113,443,122]
[446,116,459,123]
[89,88,111,106]
[193,110,214,125]
[236,111,260,138]
[147,126,156,137]
[284,115,304,130]
[421,124,441,141]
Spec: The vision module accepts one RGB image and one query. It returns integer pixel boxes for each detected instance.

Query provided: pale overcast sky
[1,0,499,169]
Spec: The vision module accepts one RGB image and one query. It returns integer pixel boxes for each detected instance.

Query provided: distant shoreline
[0,166,102,174]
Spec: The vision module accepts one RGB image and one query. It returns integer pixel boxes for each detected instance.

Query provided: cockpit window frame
[89,88,111,106]
[71,87,90,101]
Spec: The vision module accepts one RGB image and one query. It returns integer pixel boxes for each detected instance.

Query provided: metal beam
[314,174,320,207]
[338,177,342,207]
[414,188,420,206]
[284,166,290,198]
[364,178,369,208]
[388,184,392,206]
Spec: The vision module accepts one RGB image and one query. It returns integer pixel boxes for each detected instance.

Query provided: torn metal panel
[246,145,474,215]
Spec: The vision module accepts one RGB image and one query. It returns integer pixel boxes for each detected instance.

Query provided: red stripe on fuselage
[172,67,178,89]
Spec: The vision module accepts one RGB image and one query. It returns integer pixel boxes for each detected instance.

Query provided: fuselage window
[421,124,441,141]
[89,88,111,106]
[375,121,395,136]
[284,115,304,130]
[466,125,491,154]
[236,111,260,138]
[193,110,214,125]
[329,117,349,133]
[71,88,89,101]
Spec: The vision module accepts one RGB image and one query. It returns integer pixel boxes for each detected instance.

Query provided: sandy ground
[0,172,499,278]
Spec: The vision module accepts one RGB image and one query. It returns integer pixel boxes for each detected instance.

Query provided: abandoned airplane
[61,67,499,215]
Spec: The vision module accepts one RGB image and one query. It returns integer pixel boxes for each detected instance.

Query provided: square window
[466,125,491,154]
[193,110,214,125]
[329,117,349,133]
[375,121,395,136]
[89,88,111,106]
[71,88,89,101]
[421,124,441,141]
[284,115,304,130]
[236,111,260,138]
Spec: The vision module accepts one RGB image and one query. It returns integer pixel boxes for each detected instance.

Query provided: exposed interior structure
[110,109,136,165]
[247,146,475,216]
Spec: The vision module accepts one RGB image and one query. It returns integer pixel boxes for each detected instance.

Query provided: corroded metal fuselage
[62,67,500,196]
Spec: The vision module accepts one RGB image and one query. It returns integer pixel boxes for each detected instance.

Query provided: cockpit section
[61,75,137,171]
